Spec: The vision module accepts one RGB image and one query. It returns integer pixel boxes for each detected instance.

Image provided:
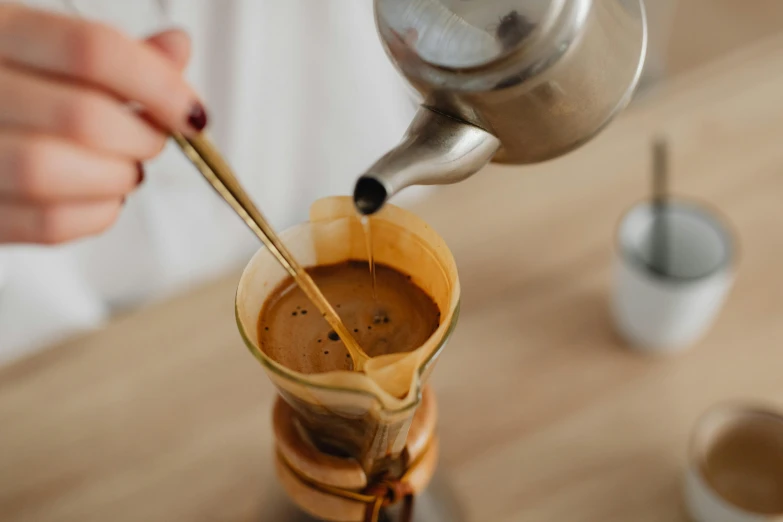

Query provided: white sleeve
[0,246,109,364]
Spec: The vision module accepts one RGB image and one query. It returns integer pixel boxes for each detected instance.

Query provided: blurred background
[641,0,783,88]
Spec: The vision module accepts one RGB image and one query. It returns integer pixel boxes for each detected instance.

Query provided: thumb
[144,28,192,71]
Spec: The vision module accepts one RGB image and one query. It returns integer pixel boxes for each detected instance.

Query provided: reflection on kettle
[354,0,648,215]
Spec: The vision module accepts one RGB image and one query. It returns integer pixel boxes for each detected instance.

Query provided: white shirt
[0,0,419,362]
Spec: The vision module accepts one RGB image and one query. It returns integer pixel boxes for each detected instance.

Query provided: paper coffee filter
[236,196,459,470]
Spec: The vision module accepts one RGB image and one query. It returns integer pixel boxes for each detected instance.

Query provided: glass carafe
[235,197,462,521]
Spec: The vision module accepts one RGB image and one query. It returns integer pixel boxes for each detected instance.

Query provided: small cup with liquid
[685,403,783,522]
[611,199,736,353]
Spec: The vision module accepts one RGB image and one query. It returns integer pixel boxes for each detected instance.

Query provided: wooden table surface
[4,26,783,522]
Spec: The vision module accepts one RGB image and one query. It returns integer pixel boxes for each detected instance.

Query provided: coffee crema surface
[258,260,440,374]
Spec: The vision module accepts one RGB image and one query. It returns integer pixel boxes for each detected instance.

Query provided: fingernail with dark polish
[187,102,208,132]
[136,162,145,185]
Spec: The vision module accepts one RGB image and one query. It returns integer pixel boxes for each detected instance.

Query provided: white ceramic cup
[684,403,783,522]
[611,200,735,352]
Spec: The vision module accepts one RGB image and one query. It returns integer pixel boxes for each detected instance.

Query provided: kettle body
[355,0,648,213]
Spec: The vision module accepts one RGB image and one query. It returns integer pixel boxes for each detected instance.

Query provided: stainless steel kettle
[354,0,648,214]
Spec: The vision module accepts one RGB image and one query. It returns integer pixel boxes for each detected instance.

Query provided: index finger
[0,5,207,135]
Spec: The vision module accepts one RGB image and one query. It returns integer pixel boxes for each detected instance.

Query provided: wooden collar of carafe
[272,386,439,522]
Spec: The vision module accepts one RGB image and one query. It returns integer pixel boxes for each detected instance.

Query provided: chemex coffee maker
[354,0,648,215]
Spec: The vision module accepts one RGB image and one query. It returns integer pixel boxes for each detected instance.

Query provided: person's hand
[0,5,205,244]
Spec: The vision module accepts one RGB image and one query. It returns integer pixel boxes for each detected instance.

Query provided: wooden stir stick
[173,133,369,370]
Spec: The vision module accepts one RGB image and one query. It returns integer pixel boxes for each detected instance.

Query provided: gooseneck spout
[353,107,500,215]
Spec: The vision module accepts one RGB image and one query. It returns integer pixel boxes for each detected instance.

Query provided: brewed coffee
[258,260,440,374]
[701,416,783,514]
